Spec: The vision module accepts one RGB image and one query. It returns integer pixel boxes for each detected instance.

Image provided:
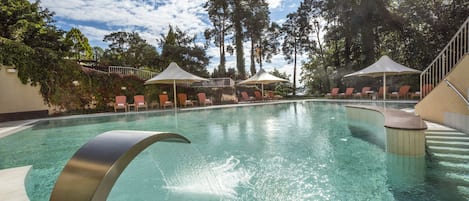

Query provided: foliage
[158,26,210,77]
[101,31,159,69]
[65,28,93,60]
[244,0,270,76]
[299,0,469,94]
[270,68,294,97]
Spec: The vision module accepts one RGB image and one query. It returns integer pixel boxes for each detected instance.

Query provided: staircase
[425,125,469,199]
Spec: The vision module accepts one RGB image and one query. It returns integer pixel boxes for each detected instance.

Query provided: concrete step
[436,161,469,173]
[426,136,469,142]
[433,153,469,163]
[425,131,468,137]
[446,172,469,186]
[428,146,469,155]
[457,186,469,200]
[427,140,469,149]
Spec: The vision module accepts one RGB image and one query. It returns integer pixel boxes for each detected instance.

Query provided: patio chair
[197,93,213,106]
[177,93,194,107]
[159,94,174,109]
[389,85,410,99]
[133,95,148,112]
[353,87,372,99]
[240,91,255,102]
[410,84,434,99]
[114,95,128,112]
[339,88,354,99]
[377,86,389,99]
[254,91,263,101]
[325,88,339,98]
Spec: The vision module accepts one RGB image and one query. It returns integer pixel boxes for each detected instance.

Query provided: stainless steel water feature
[49,130,191,201]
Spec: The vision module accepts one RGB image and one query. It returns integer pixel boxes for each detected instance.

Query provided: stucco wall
[0,65,48,114]
[415,54,469,133]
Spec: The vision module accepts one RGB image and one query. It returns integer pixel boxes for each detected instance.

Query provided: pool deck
[0,99,436,201]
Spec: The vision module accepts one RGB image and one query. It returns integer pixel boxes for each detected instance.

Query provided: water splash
[162,155,252,199]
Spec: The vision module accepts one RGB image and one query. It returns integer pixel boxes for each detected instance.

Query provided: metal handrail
[50,130,190,201]
[109,66,157,80]
[420,17,469,99]
[444,79,469,109]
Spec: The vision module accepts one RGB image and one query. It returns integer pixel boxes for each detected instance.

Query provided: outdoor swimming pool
[0,101,464,200]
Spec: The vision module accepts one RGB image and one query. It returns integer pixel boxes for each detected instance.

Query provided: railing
[444,79,469,109]
[192,77,235,88]
[109,66,157,80]
[420,17,469,99]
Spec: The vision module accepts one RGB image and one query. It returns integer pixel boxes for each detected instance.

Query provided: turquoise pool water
[0,101,464,200]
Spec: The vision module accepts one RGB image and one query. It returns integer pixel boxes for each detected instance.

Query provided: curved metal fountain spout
[49,130,191,201]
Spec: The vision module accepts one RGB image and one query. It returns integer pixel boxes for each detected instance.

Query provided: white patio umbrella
[238,68,290,98]
[344,55,421,100]
[145,62,209,109]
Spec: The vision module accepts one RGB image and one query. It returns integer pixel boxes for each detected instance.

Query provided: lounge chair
[240,91,255,102]
[354,87,371,99]
[325,88,339,98]
[114,95,128,112]
[339,88,354,99]
[177,93,194,107]
[410,84,433,99]
[254,91,263,101]
[133,95,148,112]
[197,93,213,106]
[159,94,173,109]
[389,85,410,99]
[377,86,389,99]
[267,91,280,100]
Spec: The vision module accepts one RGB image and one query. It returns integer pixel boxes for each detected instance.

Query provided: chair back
[254,91,262,100]
[177,93,188,105]
[241,91,250,101]
[345,88,354,95]
[361,87,371,95]
[134,95,145,105]
[159,94,169,106]
[378,86,388,96]
[268,91,274,98]
[115,96,126,105]
[197,93,206,103]
[331,88,339,95]
[398,85,411,96]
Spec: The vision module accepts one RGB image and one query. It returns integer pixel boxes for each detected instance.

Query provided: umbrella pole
[383,73,386,100]
[261,83,264,101]
[173,80,177,110]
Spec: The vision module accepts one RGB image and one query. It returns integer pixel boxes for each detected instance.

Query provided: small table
[365,91,376,100]
[127,104,135,111]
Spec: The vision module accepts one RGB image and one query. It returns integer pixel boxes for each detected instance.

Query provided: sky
[36,0,306,84]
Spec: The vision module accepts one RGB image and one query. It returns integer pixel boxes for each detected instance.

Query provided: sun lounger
[177,93,194,107]
[325,88,339,98]
[159,94,173,109]
[133,95,148,111]
[354,87,371,99]
[197,93,213,106]
[389,85,410,99]
[114,96,128,112]
[339,88,354,99]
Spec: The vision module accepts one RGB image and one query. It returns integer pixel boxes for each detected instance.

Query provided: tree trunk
[250,34,256,76]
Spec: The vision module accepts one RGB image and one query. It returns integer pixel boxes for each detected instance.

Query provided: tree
[232,0,247,78]
[281,4,315,95]
[102,32,159,68]
[204,0,232,77]
[0,0,78,105]
[244,0,270,75]
[158,26,210,77]
[65,28,93,60]
[258,22,281,68]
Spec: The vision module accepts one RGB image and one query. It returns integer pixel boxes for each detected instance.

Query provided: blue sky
[37,0,305,83]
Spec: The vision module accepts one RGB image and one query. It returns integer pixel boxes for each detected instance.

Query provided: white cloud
[266,0,282,9]
[40,0,209,47]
